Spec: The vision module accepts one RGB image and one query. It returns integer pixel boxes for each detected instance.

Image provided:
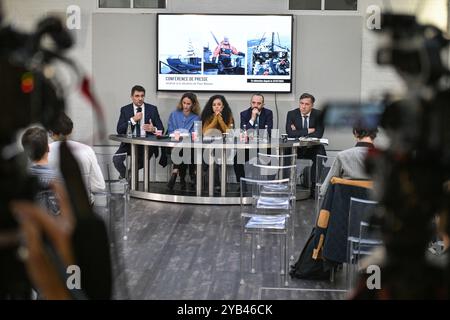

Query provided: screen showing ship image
[157,14,293,92]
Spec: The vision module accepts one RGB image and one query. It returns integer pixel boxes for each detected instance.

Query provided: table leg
[144,145,149,192]
[209,149,214,196]
[196,148,202,196]
[221,147,226,196]
[131,144,137,191]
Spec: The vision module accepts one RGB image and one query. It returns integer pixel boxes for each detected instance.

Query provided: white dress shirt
[301,111,311,129]
[130,104,146,136]
[48,140,105,202]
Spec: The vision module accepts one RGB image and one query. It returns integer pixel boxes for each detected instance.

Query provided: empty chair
[256,152,297,192]
[240,177,292,287]
[315,154,336,214]
[248,162,297,259]
[94,152,131,241]
[257,152,297,167]
[346,197,382,289]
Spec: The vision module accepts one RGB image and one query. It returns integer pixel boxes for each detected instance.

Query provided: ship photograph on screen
[157,14,293,92]
[248,32,291,76]
[159,39,202,75]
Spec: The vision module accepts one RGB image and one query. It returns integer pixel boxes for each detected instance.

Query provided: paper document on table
[169,132,190,137]
[299,137,319,142]
[298,137,329,145]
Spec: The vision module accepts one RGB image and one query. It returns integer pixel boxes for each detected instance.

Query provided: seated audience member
[201,95,235,188]
[319,126,377,197]
[21,126,60,215]
[166,92,201,190]
[48,113,105,203]
[113,85,164,179]
[235,93,274,182]
[286,93,326,198]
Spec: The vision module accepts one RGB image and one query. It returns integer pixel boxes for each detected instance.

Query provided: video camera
[321,12,450,298]
[0,5,111,299]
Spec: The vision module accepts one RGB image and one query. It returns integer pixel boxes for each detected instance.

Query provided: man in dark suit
[113,85,164,179]
[240,93,273,132]
[234,93,273,182]
[285,92,326,198]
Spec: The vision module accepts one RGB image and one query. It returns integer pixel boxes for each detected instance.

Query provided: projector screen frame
[156,13,294,93]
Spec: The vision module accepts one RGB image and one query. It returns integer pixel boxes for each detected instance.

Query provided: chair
[257,152,297,167]
[94,152,130,241]
[240,177,292,287]
[315,154,336,215]
[346,197,382,289]
[256,152,297,231]
[248,161,297,257]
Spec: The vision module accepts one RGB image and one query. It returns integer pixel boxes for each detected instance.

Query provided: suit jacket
[116,102,164,155]
[285,108,324,138]
[321,182,371,264]
[240,107,273,131]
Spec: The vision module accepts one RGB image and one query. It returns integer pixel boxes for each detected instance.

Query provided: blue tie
[303,116,308,130]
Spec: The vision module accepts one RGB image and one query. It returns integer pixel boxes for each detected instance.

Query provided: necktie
[303,116,308,130]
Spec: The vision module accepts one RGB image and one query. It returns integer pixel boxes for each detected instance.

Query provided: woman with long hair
[201,94,234,134]
[167,92,201,190]
[200,95,235,190]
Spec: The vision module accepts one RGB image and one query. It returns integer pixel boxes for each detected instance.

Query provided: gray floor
[97,195,349,300]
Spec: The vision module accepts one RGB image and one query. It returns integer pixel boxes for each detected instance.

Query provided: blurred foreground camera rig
[322,13,450,298]
[0,6,111,299]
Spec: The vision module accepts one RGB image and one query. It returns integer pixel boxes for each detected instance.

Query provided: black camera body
[320,13,450,298]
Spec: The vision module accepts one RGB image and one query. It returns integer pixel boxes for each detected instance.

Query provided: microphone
[136,107,142,137]
[254,108,260,127]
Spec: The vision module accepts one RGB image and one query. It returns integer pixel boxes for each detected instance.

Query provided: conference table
[109,134,324,205]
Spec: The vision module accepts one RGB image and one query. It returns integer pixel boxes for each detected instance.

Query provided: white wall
[3,0,448,154]
[3,0,96,144]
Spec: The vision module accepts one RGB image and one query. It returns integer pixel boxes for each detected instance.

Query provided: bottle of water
[228,123,234,143]
[254,122,259,141]
[241,124,248,143]
[263,124,269,142]
[193,121,201,142]
[127,121,132,138]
